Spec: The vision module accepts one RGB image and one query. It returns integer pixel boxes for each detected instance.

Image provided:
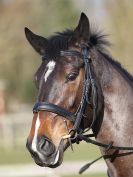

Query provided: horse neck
[91,49,133,146]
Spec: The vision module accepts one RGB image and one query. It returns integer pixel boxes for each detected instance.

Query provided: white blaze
[31,114,40,152]
[44,60,56,82]
[53,150,60,165]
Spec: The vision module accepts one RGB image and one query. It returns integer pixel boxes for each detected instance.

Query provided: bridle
[32,45,133,174]
[33,45,98,134]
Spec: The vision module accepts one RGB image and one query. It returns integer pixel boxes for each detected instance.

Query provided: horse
[25,13,133,177]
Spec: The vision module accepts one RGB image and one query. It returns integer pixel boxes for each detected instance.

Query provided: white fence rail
[0,112,32,149]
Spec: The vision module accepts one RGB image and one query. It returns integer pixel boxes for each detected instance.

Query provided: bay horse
[25,13,133,177]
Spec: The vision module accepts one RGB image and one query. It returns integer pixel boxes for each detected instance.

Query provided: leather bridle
[33,46,98,134]
[32,46,133,174]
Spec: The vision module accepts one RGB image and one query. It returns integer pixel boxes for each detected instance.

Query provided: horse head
[25,13,103,168]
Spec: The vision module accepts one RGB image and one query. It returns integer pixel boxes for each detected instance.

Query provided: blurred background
[0,0,132,177]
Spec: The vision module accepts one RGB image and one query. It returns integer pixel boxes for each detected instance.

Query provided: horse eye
[66,72,78,82]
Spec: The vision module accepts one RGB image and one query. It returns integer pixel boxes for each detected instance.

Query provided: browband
[60,50,84,59]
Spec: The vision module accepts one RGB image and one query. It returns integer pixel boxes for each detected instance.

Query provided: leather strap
[33,102,76,123]
[33,47,96,133]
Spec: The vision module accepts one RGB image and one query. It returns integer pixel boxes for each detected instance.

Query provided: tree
[104,0,133,73]
[0,0,78,105]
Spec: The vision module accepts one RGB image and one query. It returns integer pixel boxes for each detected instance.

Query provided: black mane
[46,29,110,57]
[46,28,133,83]
[46,30,73,58]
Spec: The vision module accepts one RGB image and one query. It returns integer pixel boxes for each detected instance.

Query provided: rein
[32,46,133,174]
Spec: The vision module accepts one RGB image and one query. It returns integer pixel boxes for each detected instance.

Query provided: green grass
[0,142,102,165]
[0,146,32,165]
[0,144,107,177]
[64,141,101,161]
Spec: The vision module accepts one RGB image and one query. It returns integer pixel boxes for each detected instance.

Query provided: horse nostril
[40,140,46,150]
[39,137,55,157]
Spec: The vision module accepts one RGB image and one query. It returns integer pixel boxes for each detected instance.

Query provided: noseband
[33,46,98,134]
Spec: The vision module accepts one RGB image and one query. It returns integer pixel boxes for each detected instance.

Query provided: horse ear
[25,27,48,55]
[69,13,90,46]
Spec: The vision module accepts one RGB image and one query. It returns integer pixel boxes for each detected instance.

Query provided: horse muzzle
[26,136,64,168]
